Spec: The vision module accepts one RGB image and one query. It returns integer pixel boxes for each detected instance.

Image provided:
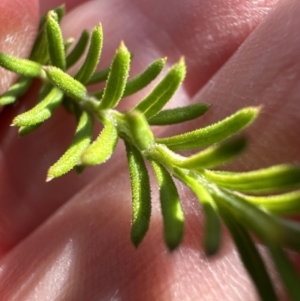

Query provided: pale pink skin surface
[0,0,299,300]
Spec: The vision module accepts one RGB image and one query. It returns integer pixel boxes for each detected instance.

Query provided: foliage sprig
[1,6,300,300]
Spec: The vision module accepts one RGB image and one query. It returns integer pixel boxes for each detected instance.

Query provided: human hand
[0,0,299,300]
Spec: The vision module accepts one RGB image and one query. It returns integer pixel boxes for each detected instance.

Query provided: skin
[0,0,299,300]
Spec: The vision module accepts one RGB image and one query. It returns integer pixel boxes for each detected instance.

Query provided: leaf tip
[96,22,103,29]
[46,175,53,182]
[47,10,58,22]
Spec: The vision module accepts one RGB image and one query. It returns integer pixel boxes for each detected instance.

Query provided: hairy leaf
[47,111,94,180]
[125,141,151,247]
[239,191,300,214]
[173,168,221,255]
[31,5,65,63]
[151,161,184,250]
[66,30,90,69]
[178,136,247,170]
[156,107,259,150]
[87,67,109,85]
[0,77,32,105]
[203,164,300,193]
[220,210,278,301]
[98,42,130,108]
[46,11,66,70]
[148,103,210,125]
[211,188,300,251]
[18,124,42,136]
[0,52,42,77]
[81,117,118,165]
[64,38,74,53]
[13,87,63,126]
[74,24,103,84]
[53,4,66,22]
[29,29,49,64]
[123,57,166,97]
[38,83,53,101]
[134,57,186,119]
[38,4,65,30]
[272,217,300,252]
[268,245,300,301]
[202,202,221,256]
[43,66,87,101]
[92,56,162,97]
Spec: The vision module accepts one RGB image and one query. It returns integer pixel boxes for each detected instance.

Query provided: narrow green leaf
[145,143,185,167]
[74,24,103,83]
[0,77,32,105]
[54,4,66,22]
[31,5,65,64]
[12,87,63,126]
[18,123,42,136]
[66,30,90,69]
[38,83,53,101]
[239,191,300,214]
[211,187,300,251]
[134,57,186,119]
[122,57,166,97]
[47,111,94,180]
[203,164,300,193]
[89,52,133,86]
[15,83,53,132]
[268,244,300,301]
[61,96,86,122]
[173,168,221,255]
[125,141,151,247]
[0,52,42,77]
[98,42,130,108]
[148,103,210,125]
[156,107,260,150]
[64,38,74,53]
[124,110,154,151]
[62,97,76,115]
[37,4,65,30]
[151,161,184,251]
[202,202,221,256]
[178,136,247,170]
[81,117,118,165]
[220,210,278,301]
[272,217,300,252]
[46,11,66,70]
[29,30,49,64]
[87,67,109,85]
[43,66,87,101]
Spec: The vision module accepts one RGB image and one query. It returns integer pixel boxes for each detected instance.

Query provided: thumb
[0,0,39,95]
